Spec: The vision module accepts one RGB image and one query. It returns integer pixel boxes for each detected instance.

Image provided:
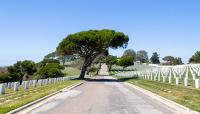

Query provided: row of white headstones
[115,71,139,77]
[140,64,200,89]
[0,76,78,94]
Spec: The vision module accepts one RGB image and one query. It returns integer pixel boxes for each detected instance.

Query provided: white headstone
[29,80,33,86]
[158,72,161,81]
[150,73,153,80]
[176,77,179,85]
[11,82,14,88]
[33,80,37,87]
[0,83,5,94]
[193,75,196,80]
[45,79,48,85]
[184,78,188,87]
[48,78,52,84]
[38,80,43,86]
[14,82,19,91]
[7,82,12,89]
[163,76,166,83]
[24,81,29,89]
[195,79,200,89]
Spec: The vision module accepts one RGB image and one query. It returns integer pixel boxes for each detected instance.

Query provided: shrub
[37,63,64,79]
[0,73,11,83]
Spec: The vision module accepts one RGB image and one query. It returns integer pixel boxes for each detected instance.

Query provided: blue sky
[0,0,200,66]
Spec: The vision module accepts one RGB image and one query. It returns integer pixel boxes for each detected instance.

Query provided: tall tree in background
[136,50,148,63]
[150,52,160,64]
[57,29,129,79]
[189,51,200,63]
[163,56,183,65]
[162,56,175,65]
[173,57,183,65]
[122,49,136,61]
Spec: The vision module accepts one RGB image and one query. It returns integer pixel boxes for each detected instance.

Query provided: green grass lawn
[117,77,200,112]
[62,67,81,76]
[0,80,81,114]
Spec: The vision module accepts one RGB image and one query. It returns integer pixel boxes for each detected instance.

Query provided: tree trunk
[109,64,112,71]
[79,55,97,79]
[62,57,65,66]
[79,65,87,79]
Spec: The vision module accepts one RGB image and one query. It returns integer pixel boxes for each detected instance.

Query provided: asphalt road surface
[27,76,179,114]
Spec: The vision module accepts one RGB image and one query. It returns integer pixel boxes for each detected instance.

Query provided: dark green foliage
[105,55,118,71]
[37,63,64,79]
[37,59,64,79]
[8,60,37,82]
[123,49,136,60]
[117,56,134,69]
[189,51,200,63]
[163,56,174,63]
[88,67,98,73]
[150,52,160,64]
[57,29,129,79]
[136,50,148,63]
[174,57,183,65]
[21,60,37,75]
[0,73,11,83]
[38,59,60,68]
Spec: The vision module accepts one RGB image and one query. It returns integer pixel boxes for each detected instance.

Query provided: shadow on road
[84,78,120,82]
[83,76,138,83]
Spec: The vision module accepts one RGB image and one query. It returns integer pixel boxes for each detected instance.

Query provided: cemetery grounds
[0,79,81,114]
[112,64,200,112]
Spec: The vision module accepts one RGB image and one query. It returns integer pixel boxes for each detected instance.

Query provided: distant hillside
[0,67,8,74]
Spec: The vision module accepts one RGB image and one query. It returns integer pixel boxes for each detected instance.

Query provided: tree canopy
[136,50,148,63]
[122,49,136,61]
[162,56,183,65]
[36,59,64,79]
[37,63,64,79]
[8,60,37,82]
[189,51,200,63]
[150,52,160,64]
[117,56,134,69]
[105,55,118,71]
[57,29,129,78]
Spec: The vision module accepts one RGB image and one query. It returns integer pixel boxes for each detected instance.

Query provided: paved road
[27,76,178,114]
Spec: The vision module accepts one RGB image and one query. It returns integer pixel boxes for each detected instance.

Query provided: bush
[117,56,134,69]
[37,63,64,79]
[8,60,37,82]
[88,67,98,73]
[0,73,11,83]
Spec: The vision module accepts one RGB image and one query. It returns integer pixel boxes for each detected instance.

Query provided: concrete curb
[7,81,84,114]
[124,82,200,114]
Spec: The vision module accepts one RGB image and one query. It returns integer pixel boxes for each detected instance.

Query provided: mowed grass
[117,77,200,112]
[0,80,81,114]
[62,67,81,76]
